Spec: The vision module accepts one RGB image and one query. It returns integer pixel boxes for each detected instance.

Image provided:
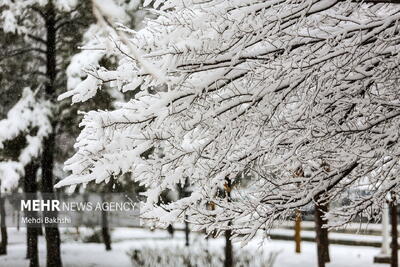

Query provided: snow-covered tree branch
[57,0,400,241]
[0,88,51,192]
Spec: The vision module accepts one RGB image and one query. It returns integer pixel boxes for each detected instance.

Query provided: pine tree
[0,88,51,265]
[0,0,142,265]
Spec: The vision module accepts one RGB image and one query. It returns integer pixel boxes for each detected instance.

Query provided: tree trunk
[294,209,301,253]
[315,205,325,267]
[224,178,233,267]
[41,132,62,267]
[315,199,330,267]
[37,226,43,236]
[101,194,111,251]
[391,194,398,267]
[24,161,39,267]
[224,229,233,267]
[43,226,61,267]
[320,203,330,263]
[185,215,189,247]
[42,2,62,266]
[27,228,39,267]
[167,224,174,237]
[17,210,20,231]
[0,191,7,255]
[101,214,112,251]
[177,178,190,246]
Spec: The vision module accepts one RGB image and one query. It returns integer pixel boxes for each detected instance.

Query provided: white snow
[0,227,392,267]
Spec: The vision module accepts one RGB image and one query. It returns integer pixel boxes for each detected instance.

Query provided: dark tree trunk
[101,212,112,251]
[44,4,57,98]
[37,226,43,236]
[42,2,62,267]
[294,209,301,253]
[43,226,61,267]
[167,224,174,237]
[41,132,62,267]
[315,205,325,267]
[224,229,233,267]
[184,215,189,247]
[0,191,7,255]
[27,227,39,267]
[315,198,330,267]
[391,194,398,267]
[178,178,190,247]
[224,178,233,267]
[320,202,330,263]
[17,210,20,231]
[101,194,111,251]
[24,162,39,267]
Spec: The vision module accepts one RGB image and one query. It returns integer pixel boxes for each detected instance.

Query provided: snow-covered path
[0,228,390,267]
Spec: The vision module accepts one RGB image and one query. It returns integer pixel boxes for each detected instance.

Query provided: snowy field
[0,227,390,267]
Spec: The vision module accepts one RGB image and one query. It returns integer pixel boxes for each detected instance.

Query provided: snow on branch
[0,88,51,191]
[58,0,400,241]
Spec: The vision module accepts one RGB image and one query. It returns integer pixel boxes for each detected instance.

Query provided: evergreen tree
[0,0,142,265]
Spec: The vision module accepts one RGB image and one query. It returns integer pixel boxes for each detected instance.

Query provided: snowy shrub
[129,245,278,267]
[81,228,104,243]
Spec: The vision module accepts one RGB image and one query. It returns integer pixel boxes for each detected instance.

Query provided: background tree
[0,88,51,266]
[0,0,143,265]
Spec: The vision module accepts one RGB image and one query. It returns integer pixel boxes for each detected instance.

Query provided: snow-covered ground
[0,227,391,267]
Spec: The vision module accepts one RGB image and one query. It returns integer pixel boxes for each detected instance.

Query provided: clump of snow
[0,88,51,192]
